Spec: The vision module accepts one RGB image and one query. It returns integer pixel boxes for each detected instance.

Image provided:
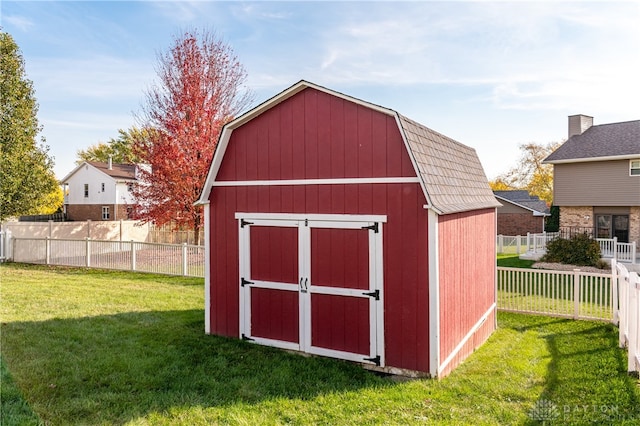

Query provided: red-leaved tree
[133,29,252,244]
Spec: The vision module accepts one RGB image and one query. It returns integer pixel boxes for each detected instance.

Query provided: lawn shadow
[1,309,391,425]
[527,319,640,424]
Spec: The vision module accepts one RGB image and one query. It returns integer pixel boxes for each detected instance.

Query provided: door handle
[300,277,308,293]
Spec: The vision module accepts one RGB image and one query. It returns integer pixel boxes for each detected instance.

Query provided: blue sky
[3,1,640,180]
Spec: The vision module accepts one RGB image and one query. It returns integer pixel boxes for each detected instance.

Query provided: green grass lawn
[2,263,639,425]
[497,254,535,268]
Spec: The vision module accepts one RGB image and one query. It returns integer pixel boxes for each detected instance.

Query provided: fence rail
[10,237,204,277]
[497,266,613,321]
[613,260,640,373]
[497,233,637,263]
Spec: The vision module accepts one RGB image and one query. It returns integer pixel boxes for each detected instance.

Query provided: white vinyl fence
[497,266,613,321]
[613,260,640,373]
[10,237,204,277]
[497,232,637,263]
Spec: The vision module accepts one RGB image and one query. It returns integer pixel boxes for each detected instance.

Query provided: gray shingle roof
[398,115,501,215]
[493,190,550,215]
[87,161,137,180]
[544,120,640,163]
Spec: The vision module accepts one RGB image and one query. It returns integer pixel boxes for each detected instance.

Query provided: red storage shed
[197,81,501,377]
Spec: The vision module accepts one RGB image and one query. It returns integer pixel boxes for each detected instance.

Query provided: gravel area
[532,262,610,274]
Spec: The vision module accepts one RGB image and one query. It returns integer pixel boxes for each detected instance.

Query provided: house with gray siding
[544,115,640,247]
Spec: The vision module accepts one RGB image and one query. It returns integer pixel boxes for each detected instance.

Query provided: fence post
[573,269,581,319]
[86,237,91,267]
[6,229,12,261]
[46,236,51,265]
[182,243,188,276]
[131,240,136,272]
[516,235,521,255]
[627,272,639,372]
[633,242,637,265]
[498,235,503,254]
[612,259,619,324]
[613,237,618,261]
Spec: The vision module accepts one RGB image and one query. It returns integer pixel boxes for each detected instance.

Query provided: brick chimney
[568,114,593,138]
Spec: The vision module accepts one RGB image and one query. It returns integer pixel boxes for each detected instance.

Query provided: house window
[630,160,640,176]
[101,183,105,192]
[102,206,110,220]
[84,184,89,198]
[596,214,629,243]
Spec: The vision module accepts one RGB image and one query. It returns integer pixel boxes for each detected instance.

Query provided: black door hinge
[362,222,379,233]
[364,355,381,366]
[240,219,253,228]
[241,334,254,341]
[241,277,254,287]
[363,289,380,300]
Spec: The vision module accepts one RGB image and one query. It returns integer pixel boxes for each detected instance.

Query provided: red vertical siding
[311,228,369,290]
[311,294,369,354]
[209,87,431,372]
[215,88,416,182]
[438,208,496,375]
[251,288,299,343]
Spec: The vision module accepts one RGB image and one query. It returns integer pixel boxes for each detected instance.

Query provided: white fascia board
[544,154,640,165]
[59,161,90,183]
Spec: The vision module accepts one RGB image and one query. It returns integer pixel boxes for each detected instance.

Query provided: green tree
[76,127,149,164]
[495,141,562,204]
[0,30,58,220]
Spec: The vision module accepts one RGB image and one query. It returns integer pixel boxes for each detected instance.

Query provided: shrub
[541,233,601,266]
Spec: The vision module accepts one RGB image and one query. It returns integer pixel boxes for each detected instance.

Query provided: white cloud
[4,15,35,32]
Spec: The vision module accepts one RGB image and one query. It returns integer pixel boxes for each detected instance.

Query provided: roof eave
[495,195,549,215]
[544,154,640,164]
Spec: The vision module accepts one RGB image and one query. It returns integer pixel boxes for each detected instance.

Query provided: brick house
[544,115,640,247]
[494,190,550,235]
[61,159,138,221]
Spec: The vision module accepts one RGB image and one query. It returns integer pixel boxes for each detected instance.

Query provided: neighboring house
[494,190,550,235]
[61,159,138,221]
[197,80,501,378]
[544,114,640,247]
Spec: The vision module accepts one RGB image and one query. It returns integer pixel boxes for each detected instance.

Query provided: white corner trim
[203,203,211,334]
[438,303,496,374]
[212,177,420,187]
[428,209,440,377]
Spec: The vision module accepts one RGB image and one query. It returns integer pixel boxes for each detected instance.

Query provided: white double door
[237,213,385,366]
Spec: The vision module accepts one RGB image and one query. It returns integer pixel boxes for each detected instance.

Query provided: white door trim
[237,213,385,366]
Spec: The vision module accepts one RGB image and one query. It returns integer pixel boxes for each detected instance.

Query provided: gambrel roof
[198,80,500,215]
[545,119,640,164]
